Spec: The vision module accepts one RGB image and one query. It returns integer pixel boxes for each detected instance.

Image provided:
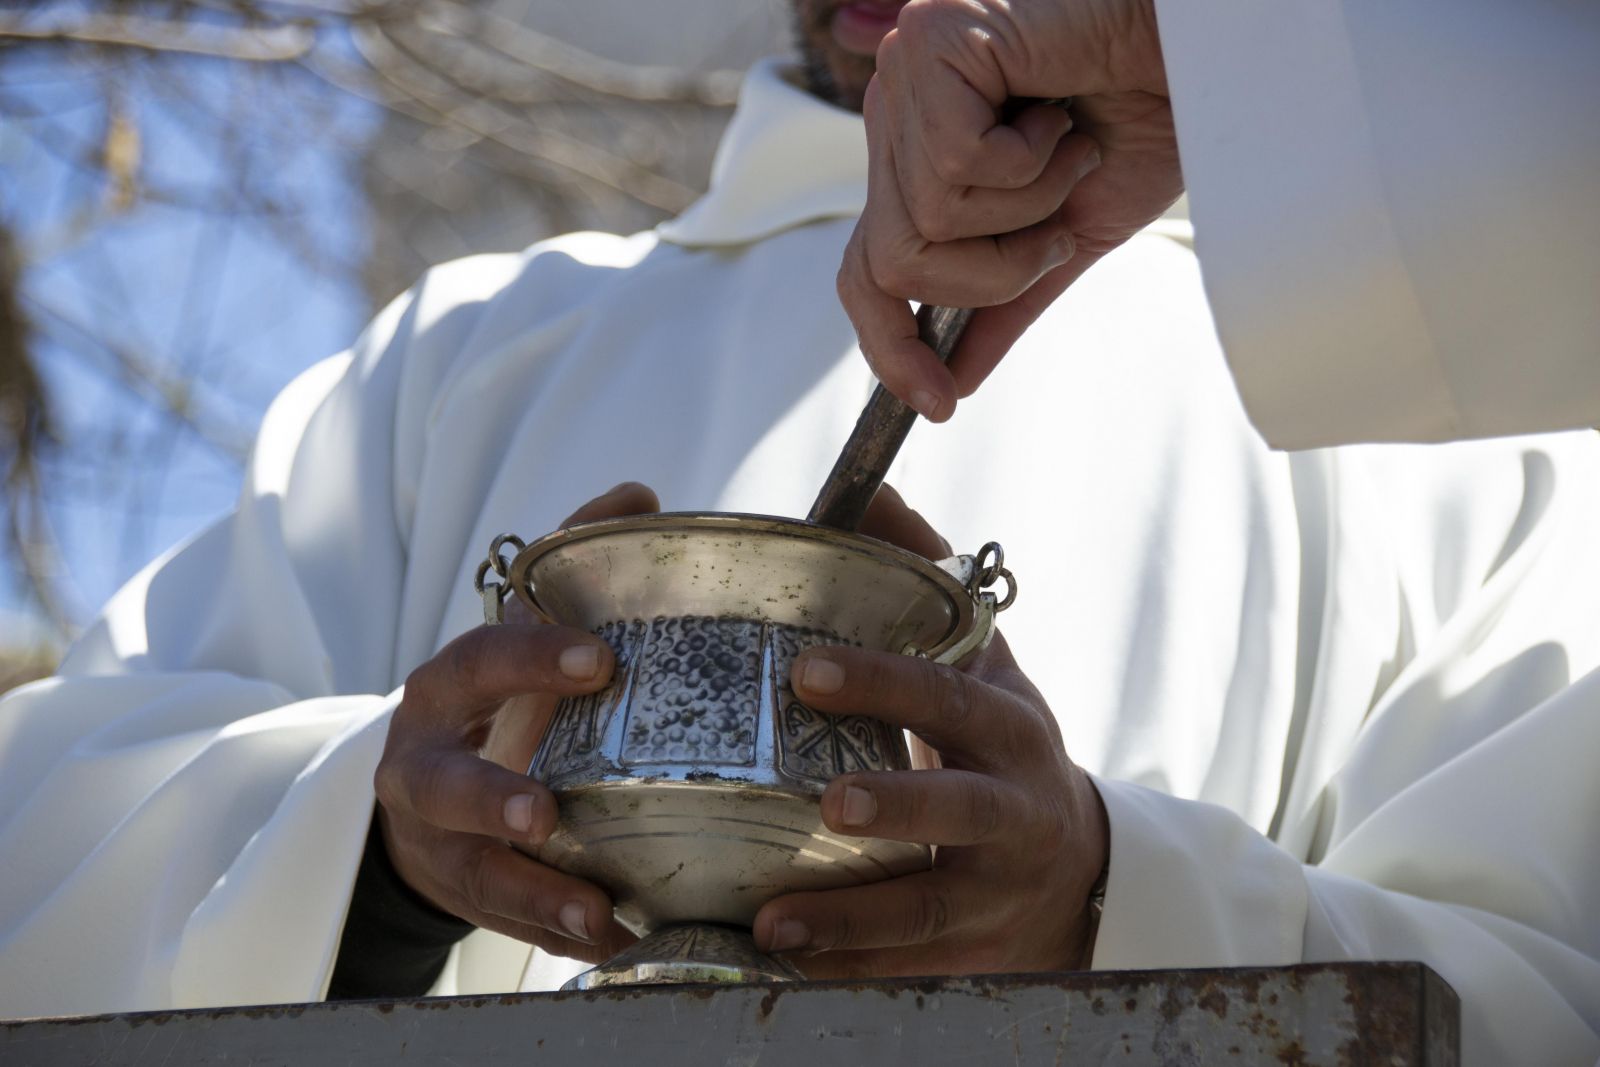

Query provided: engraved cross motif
[778,701,892,785]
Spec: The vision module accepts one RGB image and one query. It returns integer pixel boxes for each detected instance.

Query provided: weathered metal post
[1,962,1459,1066]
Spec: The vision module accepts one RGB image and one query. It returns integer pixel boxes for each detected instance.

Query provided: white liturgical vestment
[1155,0,1600,448]
[0,60,1596,1066]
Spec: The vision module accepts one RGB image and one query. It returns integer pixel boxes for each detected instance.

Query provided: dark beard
[790,4,845,107]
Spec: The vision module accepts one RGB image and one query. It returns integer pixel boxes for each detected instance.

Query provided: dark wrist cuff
[326,811,475,1000]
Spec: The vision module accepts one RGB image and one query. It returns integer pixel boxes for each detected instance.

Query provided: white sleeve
[1153,0,1600,447]
[1091,666,1600,1067]
[0,262,497,1016]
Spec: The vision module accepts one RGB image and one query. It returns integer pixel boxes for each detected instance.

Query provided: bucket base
[561,924,803,990]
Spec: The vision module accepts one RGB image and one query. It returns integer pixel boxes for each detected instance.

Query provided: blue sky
[2,37,379,637]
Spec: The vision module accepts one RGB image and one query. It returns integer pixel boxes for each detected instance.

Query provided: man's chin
[792,0,897,111]
[794,40,875,111]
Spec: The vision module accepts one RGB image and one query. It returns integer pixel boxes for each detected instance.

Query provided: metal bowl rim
[506,511,980,658]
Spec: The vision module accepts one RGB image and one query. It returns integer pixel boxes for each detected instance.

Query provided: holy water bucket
[477,512,1014,989]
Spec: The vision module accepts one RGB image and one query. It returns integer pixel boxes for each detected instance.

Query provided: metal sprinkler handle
[807,304,973,531]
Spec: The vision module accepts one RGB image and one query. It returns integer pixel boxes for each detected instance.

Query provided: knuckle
[464,844,505,921]
[994,154,1043,191]
[835,261,856,305]
[970,266,1029,307]
[900,776,934,834]
[907,196,959,244]
[928,147,972,187]
[825,905,862,951]
[462,848,499,916]
[927,663,976,734]
[927,143,979,187]
[401,662,436,711]
[1029,702,1061,749]
[445,632,490,691]
[893,0,933,34]
[876,267,920,302]
[894,0,955,46]
[837,251,876,324]
[997,241,1053,285]
[907,884,954,943]
[996,695,1045,756]
[865,234,929,301]
[408,749,453,821]
[372,757,405,811]
[1040,785,1076,842]
[867,248,919,300]
[502,874,542,926]
[1024,692,1064,749]
[1008,767,1070,847]
[961,775,1005,842]
[859,652,901,704]
[839,229,869,277]
[873,26,901,63]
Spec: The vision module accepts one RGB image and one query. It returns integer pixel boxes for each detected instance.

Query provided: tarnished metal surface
[496,513,1003,985]
[569,924,804,990]
[1,963,1458,1066]
[543,779,929,935]
[507,511,984,655]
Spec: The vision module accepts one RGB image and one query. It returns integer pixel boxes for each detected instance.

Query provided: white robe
[1145,6,1600,1062]
[0,59,1596,1067]
[1155,0,1600,448]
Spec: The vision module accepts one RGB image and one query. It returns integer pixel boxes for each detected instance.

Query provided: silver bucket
[483,513,1013,988]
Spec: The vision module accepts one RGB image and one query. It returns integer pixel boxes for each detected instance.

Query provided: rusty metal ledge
[0,961,1458,1066]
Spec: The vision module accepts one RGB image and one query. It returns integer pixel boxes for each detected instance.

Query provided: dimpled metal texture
[623,616,762,767]
[537,614,894,784]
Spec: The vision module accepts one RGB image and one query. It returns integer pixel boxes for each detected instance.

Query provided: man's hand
[839,0,1180,420]
[372,482,659,963]
[752,488,1110,978]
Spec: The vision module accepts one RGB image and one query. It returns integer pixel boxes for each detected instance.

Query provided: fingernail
[909,390,943,421]
[799,656,845,695]
[840,785,877,827]
[768,918,811,952]
[559,643,601,680]
[559,901,591,942]
[1074,148,1103,182]
[504,794,536,834]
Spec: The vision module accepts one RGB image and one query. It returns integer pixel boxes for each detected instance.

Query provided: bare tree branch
[0,221,72,639]
[353,21,701,212]
[0,0,775,639]
[26,297,254,462]
[423,0,741,106]
[0,11,316,62]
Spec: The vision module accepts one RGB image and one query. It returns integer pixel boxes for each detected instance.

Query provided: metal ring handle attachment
[475,533,527,623]
[987,567,1017,612]
[970,542,1018,613]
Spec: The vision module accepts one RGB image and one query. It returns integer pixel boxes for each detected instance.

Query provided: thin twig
[354,21,699,212]
[0,11,316,62]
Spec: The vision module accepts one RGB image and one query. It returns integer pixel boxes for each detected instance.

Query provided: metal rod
[807,304,973,531]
